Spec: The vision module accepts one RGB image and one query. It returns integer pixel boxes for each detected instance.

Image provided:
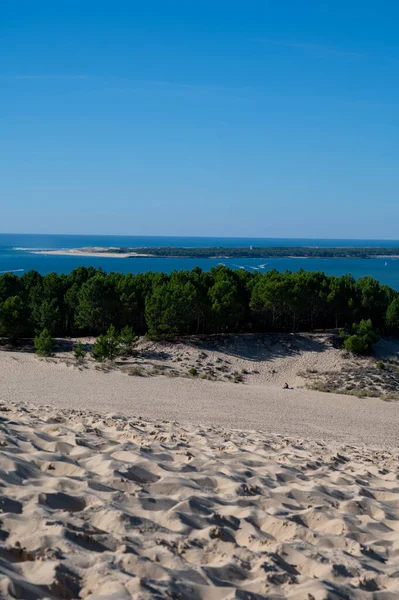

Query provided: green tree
[327,274,357,329]
[208,266,242,331]
[145,272,198,337]
[75,275,120,334]
[73,342,86,362]
[40,273,67,334]
[92,325,120,361]
[343,334,369,355]
[0,296,28,342]
[34,328,55,356]
[356,277,389,329]
[186,267,211,334]
[0,273,22,303]
[1,264,398,343]
[116,273,141,329]
[64,283,80,335]
[36,299,60,335]
[250,270,294,330]
[386,297,399,333]
[119,326,137,355]
[342,319,379,355]
[354,318,379,342]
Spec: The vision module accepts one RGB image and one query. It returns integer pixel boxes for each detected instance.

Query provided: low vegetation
[340,319,380,355]
[92,325,136,362]
[301,360,399,401]
[34,328,55,357]
[73,342,86,362]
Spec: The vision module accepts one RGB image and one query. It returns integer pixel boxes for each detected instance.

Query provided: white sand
[32,248,150,258]
[1,349,399,598]
[0,400,398,599]
[1,350,399,447]
[131,333,346,388]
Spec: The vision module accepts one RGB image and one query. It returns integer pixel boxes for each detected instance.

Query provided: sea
[2,233,399,289]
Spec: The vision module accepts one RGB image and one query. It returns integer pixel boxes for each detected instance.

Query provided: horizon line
[1,232,399,242]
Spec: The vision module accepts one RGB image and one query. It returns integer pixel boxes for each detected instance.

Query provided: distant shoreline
[30,246,399,260]
[33,247,154,258]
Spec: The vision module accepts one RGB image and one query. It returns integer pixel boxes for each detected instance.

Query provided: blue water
[1,234,399,289]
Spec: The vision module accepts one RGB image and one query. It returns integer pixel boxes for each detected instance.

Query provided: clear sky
[2,1,399,238]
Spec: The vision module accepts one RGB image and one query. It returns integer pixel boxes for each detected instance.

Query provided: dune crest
[0,401,398,598]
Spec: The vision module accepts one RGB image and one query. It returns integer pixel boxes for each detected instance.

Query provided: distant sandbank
[29,246,399,260]
[32,247,152,258]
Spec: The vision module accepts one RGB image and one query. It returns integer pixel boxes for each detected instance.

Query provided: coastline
[28,246,399,260]
[32,247,153,258]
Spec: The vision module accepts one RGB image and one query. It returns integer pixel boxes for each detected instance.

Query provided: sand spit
[32,247,151,258]
[0,401,398,599]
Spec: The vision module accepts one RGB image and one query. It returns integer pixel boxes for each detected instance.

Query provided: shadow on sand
[148,333,333,363]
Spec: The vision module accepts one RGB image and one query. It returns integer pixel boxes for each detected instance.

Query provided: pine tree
[73,342,86,362]
[34,328,55,356]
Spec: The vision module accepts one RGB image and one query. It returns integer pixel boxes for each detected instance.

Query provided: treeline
[116,246,399,259]
[1,266,399,341]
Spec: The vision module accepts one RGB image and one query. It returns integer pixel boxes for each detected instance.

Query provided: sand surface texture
[1,350,399,447]
[0,401,399,599]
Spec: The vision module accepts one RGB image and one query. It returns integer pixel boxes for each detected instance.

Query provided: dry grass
[125,365,146,377]
[13,333,399,396]
[304,359,399,401]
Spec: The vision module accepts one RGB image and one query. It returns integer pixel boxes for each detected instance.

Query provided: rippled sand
[0,401,398,599]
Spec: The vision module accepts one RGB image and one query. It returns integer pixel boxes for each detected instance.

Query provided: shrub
[189,367,198,376]
[127,366,145,376]
[343,335,369,355]
[233,371,244,383]
[119,326,138,355]
[354,319,379,343]
[92,334,109,362]
[92,325,120,362]
[342,319,380,355]
[376,360,385,370]
[34,328,55,356]
[73,342,86,362]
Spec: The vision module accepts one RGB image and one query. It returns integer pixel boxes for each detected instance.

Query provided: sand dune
[1,349,399,447]
[1,347,399,598]
[0,401,398,599]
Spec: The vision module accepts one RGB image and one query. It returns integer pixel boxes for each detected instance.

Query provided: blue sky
[1,0,399,238]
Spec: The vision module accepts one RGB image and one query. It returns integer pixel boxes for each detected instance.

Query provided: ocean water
[1,233,399,289]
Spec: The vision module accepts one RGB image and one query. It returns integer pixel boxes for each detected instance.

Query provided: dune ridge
[3,349,399,448]
[0,401,398,599]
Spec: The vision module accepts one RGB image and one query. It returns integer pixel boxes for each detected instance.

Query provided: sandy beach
[32,247,152,258]
[1,347,399,598]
